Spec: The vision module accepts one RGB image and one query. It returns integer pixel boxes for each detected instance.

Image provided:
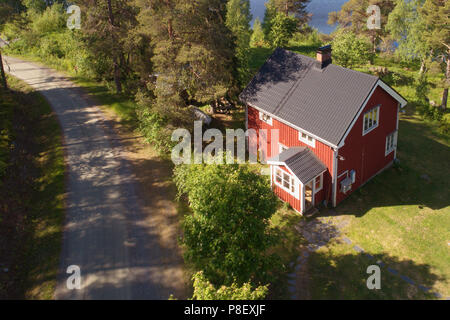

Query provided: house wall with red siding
[247,106,335,205]
[336,86,399,205]
[272,165,302,212]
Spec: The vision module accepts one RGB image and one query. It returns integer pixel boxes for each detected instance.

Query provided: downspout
[332,147,339,207]
[395,102,400,160]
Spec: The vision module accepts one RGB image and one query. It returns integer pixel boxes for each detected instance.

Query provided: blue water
[250,0,347,34]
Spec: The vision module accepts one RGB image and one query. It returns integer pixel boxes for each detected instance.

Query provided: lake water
[250,0,347,34]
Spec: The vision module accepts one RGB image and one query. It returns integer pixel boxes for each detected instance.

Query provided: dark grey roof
[268,147,327,183]
[240,48,380,146]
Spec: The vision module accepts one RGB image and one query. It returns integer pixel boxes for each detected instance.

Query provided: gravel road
[4,56,184,300]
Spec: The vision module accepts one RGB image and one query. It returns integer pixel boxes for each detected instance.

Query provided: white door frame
[302,179,315,213]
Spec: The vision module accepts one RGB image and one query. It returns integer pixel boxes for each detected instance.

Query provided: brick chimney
[316,45,332,69]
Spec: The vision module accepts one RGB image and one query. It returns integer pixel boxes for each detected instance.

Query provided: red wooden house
[240,46,407,214]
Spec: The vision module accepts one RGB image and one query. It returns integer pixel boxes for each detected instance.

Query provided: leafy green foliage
[30,2,64,34]
[191,271,268,300]
[386,0,428,64]
[332,30,373,68]
[174,162,280,286]
[387,0,448,108]
[135,90,176,156]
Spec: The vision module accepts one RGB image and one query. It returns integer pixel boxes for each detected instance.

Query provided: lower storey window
[275,168,295,193]
[386,131,397,155]
[314,174,323,192]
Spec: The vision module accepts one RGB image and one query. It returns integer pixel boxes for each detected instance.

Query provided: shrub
[174,162,280,287]
[135,91,175,156]
[29,3,65,35]
[439,113,450,135]
[191,271,268,300]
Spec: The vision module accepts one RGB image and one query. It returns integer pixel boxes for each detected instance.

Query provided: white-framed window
[259,111,273,125]
[299,131,315,148]
[279,143,288,154]
[363,105,380,135]
[350,170,356,183]
[274,167,296,195]
[385,131,397,156]
[314,173,323,193]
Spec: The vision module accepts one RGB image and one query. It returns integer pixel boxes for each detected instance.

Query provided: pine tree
[328,0,395,52]
[263,0,310,46]
[226,0,252,87]
[77,0,139,93]
[250,17,266,48]
[272,0,311,26]
[136,0,235,125]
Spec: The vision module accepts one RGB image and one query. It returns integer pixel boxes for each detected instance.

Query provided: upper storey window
[363,105,380,135]
[259,111,273,125]
[299,131,315,148]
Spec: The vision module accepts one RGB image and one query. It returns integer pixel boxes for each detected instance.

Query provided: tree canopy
[332,29,373,68]
[174,162,280,286]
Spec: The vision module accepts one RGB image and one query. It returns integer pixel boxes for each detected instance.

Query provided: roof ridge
[284,48,379,81]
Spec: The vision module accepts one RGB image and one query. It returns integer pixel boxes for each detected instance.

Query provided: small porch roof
[267,147,327,184]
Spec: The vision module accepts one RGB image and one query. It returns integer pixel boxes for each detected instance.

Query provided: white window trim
[350,170,356,183]
[274,167,298,198]
[299,131,316,148]
[279,143,288,154]
[314,173,323,194]
[259,111,273,125]
[385,131,397,156]
[362,105,380,136]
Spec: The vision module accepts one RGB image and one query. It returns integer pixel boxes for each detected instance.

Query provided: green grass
[0,75,65,299]
[308,112,450,299]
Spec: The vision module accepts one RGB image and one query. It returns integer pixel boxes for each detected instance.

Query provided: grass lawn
[0,75,65,299]
[306,110,450,299]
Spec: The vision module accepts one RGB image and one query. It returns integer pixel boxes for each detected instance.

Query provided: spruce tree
[226,0,252,87]
[250,17,266,48]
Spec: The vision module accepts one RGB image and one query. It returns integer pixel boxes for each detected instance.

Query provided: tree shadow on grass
[306,246,445,300]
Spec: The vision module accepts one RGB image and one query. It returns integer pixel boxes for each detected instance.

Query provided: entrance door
[304,181,314,211]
